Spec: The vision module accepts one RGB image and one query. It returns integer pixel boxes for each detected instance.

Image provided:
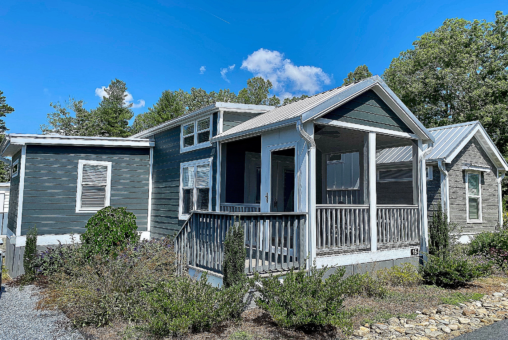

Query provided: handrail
[190,210,307,216]
[220,203,260,207]
[316,204,368,208]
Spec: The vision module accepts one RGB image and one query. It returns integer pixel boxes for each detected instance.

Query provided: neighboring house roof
[377,121,508,171]
[0,134,154,157]
[213,75,434,143]
[132,102,274,138]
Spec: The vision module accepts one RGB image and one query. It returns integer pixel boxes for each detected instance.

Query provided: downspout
[497,169,505,228]
[437,159,450,222]
[297,119,315,270]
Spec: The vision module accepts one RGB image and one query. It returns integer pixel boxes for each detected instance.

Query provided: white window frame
[179,158,213,220]
[76,160,112,213]
[466,171,482,223]
[12,159,19,178]
[377,166,433,182]
[180,116,213,153]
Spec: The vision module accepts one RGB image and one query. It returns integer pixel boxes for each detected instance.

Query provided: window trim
[12,159,19,178]
[179,158,213,220]
[180,116,213,153]
[426,165,433,181]
[76,160,112,213]
[466,171,482,223]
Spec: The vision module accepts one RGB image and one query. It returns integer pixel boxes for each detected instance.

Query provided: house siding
[150,112,218,238]
[223,111,260,132]
[447,137,499,233]
[20,145,150,236]
[7,150,21,234]
[323,90,412,133]
[426,165,442,221]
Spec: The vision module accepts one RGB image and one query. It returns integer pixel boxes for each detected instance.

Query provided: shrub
[252,266,353,331]
[376,263,422,287]
[429,205,459,257]
[134,273,248,337]
[223,220,246,288]
[342,273,387,298]
[468,231,499,255]
[469,230,508,270]
[32,236,84,277]
[420,254,491,288]
[23,226,38,280]
[37,237,177,327]
[80,206,139,257]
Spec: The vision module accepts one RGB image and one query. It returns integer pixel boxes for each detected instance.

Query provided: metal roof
[377,121,508,170]
[213,76,434,143]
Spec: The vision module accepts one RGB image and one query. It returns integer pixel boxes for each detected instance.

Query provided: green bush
[223,220,246,288]
[32,236,84,277]
[80,206,139,257]
[376,263,422,287]
[420,254,491,288]
[468,231,499,255]
[23,226,38,280]
[342,273,388,298]
[135,273,248,337]
[429,205,459,256]
[252,266,353,331]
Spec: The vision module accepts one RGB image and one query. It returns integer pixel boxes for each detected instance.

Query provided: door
[270,149,295,212]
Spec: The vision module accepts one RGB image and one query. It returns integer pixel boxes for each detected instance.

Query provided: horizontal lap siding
[150,113,218,238]
[426,168,442,221]
[323,90,412,133]
[7,150,21,234]
[447,137,498,233]
[21,145,150,236]
[223,111,260,132]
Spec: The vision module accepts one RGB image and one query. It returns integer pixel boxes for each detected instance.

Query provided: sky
[0,0,505,134]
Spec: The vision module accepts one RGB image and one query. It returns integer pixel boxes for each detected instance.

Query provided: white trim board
[12,231,150,247]
[315,118,418,140]
[75,160,112,213]
[179,157,213,220]
[147,148,153,232]
[16,146,26,236]
[315,247,418,268]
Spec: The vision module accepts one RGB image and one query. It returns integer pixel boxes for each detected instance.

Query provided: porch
[176,122,427,276]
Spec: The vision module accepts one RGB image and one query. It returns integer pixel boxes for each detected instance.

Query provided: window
[378,168,412,182]
[76,160,112,213]
[12,159,19,178]
[180,159,211,219]
[181,116,212,152]
[426,166,433,180]
[466,172,482,222]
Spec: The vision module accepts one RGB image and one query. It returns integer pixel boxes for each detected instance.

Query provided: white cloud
[199,66,206,74]
[220,64,235,82]
[241,48,331,95]
[95,86,145,109]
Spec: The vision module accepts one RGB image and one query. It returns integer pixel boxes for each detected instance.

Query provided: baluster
[326,208,330,248]
[317,209,321,249]
[332,208,336,249]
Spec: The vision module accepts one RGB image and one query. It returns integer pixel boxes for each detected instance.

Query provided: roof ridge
[428,121,478,131]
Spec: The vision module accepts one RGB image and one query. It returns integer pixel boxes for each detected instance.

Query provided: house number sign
[410,247,419,256]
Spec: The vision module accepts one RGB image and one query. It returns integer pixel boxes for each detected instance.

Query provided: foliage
[135,273,248,337]
[31,236,85,277]
[420,254,491,288]
[23,226,38,280]
[0,135,10,182]
[37,238,177,327]
[468,229,508,270]
[376,263,422,287]
[223,221,246,288]
[383,11,508,155]
[252,266,353,331]
[0,90,14,134]
[428,205,460,257]
[237,77,280,106]
[440,292,484,306]
[342,65,373,86]
[94,79,134,137]
[40,98,97,136]
[283,94,309,106]
[80,206,139,258]
[343,272,388,298]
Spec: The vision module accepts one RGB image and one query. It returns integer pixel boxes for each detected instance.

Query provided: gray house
[5,75,499,280]
[377,121,508,242]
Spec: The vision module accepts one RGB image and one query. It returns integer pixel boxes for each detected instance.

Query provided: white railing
[377,205,420,249]
[220,203,261,212]
[316,205,370,254]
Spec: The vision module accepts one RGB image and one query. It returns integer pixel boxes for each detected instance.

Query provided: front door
[270,148,295,212]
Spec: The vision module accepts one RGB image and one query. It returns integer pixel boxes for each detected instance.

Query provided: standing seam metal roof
[376,121,479,163]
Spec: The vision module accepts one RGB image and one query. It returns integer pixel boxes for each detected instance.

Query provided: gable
[322,90,412,134]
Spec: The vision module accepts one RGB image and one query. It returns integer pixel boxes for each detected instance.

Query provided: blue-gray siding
[7,150,21,234]
[20,145,150,236]
[150,113,218,238]
[323,90,412,133]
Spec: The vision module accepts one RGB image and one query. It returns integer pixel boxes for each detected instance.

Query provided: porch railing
[316,205,370,255]
[220,203,261,212]
[377,205,420,249]
[175,211,307,276]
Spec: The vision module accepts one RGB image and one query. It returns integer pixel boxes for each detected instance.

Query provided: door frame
[267,142,298,212]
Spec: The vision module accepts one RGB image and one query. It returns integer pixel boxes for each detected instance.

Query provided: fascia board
[12,138,153,148]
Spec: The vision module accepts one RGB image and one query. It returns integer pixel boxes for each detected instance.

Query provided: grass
[440,292,484,305]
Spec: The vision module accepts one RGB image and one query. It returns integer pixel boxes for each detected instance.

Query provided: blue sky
[0,0,505,134]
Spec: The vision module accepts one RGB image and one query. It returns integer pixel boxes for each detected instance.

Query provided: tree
[0,90,14,182]
[41,98,95,136]
[283,94,309,106]
[237,77,280,106]
[95,79,134,137]
[342,65,373,86]
[131,90,185,134]
[383,11,508,155]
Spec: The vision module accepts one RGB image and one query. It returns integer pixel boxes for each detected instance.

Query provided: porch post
[367,132,377,252]
[413,140,428,254]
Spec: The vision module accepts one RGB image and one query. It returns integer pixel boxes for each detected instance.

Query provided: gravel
[0,284,84,340]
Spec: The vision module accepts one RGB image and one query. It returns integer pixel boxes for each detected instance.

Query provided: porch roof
[377,121,508,171]
[212,76,434,143]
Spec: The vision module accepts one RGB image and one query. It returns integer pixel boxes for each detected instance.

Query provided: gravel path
[0,283,84,340]
[453,319,508,340]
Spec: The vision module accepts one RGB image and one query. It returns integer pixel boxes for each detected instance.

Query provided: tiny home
[377,121,508,242]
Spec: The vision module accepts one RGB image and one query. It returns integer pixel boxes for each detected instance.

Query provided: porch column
[367,132,377,252]
[413,140,428,254]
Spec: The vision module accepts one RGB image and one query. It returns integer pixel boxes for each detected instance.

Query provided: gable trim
[315,118,418,140]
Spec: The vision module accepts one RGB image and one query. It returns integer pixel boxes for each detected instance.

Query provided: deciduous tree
[342,65,373,86]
